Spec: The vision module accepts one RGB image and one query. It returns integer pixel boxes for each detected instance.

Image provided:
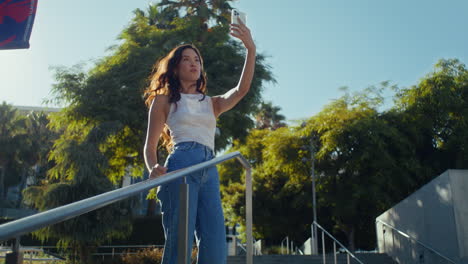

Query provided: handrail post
[13,236,20,253]
[311,222,318,255]
[245,167,253,264]
[333,241,336,264]
[5,237,23,264]
[177,181,190,264]
[322,230,326,264]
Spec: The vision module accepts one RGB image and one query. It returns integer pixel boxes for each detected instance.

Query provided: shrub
[120,247,198,264]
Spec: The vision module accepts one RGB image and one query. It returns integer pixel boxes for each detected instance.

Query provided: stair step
[227,253,397,264]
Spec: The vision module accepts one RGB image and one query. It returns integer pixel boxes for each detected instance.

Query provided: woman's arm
[212,19,256,118]
[143,95,169,178]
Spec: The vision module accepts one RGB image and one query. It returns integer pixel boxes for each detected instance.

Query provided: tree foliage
[394,59,468,174]
[0,103,57,207]
[254,101,287,130]
[219,59,468,250]
[304,84,420,250]
[0,102,26,203]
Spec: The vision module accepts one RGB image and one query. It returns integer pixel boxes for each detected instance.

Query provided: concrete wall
[376,170,468,264]
[301,237,312,255]
[451,170,468,262]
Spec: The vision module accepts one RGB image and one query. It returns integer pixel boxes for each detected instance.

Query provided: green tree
[23,1,273,262]
[0,103,58,208]
[304,85,420,250]
[394,59,468,178]
[254,101,286,130]
[220,59,468,251]
[304,61,468,250]
[14,112,58,207]
[220,127,315,245]
[0,102,25,203]
[23,121,133,263]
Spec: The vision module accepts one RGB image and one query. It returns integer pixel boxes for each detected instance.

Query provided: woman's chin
[180,76,199,82]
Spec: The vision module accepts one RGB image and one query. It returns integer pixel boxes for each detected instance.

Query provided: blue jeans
[157,141,227,264]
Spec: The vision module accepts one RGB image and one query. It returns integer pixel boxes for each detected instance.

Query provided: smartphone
[231,9,247,25]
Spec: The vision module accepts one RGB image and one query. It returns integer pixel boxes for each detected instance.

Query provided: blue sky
[1,0,467,123]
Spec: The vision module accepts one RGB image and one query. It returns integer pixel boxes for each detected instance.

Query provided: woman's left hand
[230,19,256,51]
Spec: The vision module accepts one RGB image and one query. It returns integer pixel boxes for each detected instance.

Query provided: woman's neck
[179,80,197,94]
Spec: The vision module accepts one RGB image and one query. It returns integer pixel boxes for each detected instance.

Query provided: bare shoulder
[149,94,170,117]
[150,94,170,108]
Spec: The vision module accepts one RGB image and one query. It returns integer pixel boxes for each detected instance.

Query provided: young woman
[143,19,255,264]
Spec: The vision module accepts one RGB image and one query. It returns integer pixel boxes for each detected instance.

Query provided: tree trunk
[15,167,29,208]
[346,226,356,252]
[0,166,5,200]
[78,243,96,264]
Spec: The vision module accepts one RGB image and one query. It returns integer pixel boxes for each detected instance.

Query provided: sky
[1,0,468,124]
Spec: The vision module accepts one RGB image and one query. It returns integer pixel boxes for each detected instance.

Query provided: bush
[120,247,198,264]
[120,247,163,264]
[263,245,283,254]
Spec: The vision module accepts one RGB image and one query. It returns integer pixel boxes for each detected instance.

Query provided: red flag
[0,0,38,49]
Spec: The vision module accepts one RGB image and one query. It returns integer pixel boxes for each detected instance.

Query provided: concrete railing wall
[376,170,468,264]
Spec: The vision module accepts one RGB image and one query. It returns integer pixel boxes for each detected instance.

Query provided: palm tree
[0,102,25,201]
[255,101,287,130]
[158,0,233,23]
[147,0,234,42]
[15,111,56,207]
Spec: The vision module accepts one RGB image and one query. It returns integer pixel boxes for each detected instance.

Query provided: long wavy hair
[144,44,208,152]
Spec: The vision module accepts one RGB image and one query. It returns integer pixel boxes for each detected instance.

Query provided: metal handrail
[0,151,253,264]
[237,241,247,253]
[280,236,289,254]
[281,236,303,255]
[376,219,456,264]
[0,246,66,261]
[313,221,364,264]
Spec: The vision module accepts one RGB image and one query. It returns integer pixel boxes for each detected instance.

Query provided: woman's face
[175,48,201,82]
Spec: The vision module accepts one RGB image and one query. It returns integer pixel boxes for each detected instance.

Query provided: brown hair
[144,44,208,152]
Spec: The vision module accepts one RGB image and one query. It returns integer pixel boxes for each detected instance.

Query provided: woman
[143,19,255,264]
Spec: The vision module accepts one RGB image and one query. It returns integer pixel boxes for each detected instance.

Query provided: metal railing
[376,219,456,264]
[313,221,364,264]
[1,246,64,263]
[280,236,290,254]
[0,151,253,264]
[280,236,300,255]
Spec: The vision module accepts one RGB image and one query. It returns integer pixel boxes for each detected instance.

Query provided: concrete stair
[227,253,397,264]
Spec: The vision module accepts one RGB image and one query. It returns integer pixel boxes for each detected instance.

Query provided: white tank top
[166,93,216,151]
